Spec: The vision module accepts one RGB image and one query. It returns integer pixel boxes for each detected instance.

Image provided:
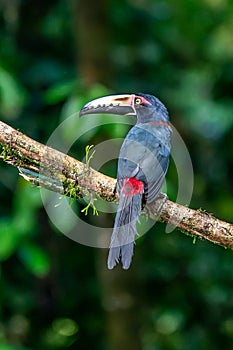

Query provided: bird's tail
[107,178,143,270]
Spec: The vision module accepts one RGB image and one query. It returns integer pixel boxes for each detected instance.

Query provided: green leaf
[12,180,42,236]
[44,79,76,104]
[0,220,18,260]
[0,67,28,119]
[18,244,50,277]
[0,341,30,350]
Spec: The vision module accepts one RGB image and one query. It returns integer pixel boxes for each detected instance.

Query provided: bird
[80,93,172,270]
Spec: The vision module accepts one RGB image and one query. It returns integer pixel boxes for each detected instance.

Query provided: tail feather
[107,247,121,269]
[121,242,134,269]
[107,192,142,270]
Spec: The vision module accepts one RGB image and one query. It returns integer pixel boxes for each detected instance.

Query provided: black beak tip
[79,107,88,117]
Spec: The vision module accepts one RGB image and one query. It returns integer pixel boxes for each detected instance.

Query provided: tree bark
[71,0,112,88]
[1,120,233,249]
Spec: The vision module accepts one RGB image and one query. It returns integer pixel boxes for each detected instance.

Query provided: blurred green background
[0,0,233,349]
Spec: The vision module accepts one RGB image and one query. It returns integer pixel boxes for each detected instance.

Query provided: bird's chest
[117,124,170,178]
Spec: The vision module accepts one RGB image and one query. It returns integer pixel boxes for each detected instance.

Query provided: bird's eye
[135,98,142,105]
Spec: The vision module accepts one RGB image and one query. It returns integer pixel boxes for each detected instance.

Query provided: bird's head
[80,93,169,123]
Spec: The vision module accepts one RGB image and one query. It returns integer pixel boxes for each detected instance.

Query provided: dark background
[0,0,233,349]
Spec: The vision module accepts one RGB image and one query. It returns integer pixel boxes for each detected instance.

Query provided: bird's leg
[143,193,168,221]
[155,192,168,215]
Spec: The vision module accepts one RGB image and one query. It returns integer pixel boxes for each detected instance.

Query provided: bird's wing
[117,125,171,203]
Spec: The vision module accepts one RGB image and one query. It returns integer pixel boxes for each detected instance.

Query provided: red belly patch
[122,178,144,197]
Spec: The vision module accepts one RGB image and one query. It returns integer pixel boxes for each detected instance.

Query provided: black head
[133,93,169,123]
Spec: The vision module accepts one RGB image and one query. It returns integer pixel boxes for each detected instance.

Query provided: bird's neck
[147,121,171,128]
[136,111,169,126]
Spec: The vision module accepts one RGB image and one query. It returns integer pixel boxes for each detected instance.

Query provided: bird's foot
[144,192,168,221]
[155,192,168,215]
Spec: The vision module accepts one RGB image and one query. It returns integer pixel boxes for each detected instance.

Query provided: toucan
[80,93,172,269]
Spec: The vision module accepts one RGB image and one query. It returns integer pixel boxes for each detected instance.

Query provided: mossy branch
[0,120,233,249]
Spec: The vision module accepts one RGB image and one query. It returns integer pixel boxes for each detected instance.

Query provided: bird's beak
[79,94,136,117]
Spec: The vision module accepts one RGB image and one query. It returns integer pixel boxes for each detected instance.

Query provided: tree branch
[0,120,233,248]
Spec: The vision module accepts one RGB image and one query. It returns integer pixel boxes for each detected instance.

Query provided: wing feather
[117,124,171,203]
